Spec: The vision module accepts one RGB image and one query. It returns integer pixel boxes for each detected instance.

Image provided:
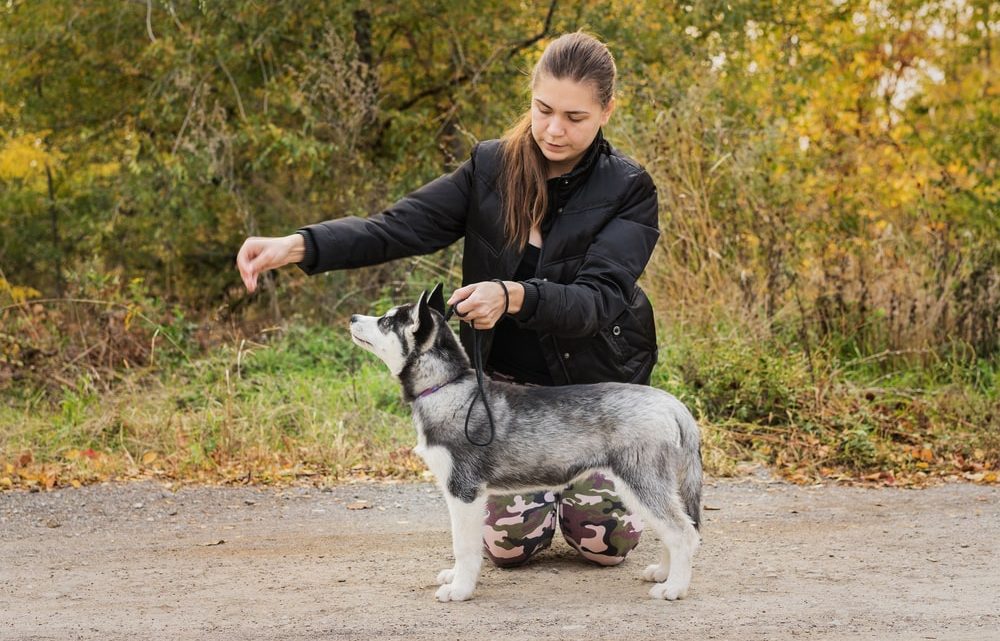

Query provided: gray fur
[349,287,703,602]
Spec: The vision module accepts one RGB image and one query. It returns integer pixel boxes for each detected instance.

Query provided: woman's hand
[236,234,305,293]
[448,280,524,329]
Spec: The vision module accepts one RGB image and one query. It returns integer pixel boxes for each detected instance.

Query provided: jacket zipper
[537,205,574,385]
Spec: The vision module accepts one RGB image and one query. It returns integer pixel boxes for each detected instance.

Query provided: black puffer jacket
[297,131,660,385]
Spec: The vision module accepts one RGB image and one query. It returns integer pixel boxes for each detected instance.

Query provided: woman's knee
[482,491,557,568]
[559,472,644,566]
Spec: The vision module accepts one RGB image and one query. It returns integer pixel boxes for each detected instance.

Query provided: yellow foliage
[0,276,42,303]
[88,161,121,179]
[0,132,65,186]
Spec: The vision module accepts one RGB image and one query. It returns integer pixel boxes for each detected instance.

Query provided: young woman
[237,32,660,568]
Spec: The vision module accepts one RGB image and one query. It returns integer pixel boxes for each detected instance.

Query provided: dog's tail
[676,404,703,531]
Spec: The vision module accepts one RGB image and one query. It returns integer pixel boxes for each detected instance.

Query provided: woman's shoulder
[585,138,656,202]
[600,138,650,182]
[466,138,504,185]
[470,138,503,164]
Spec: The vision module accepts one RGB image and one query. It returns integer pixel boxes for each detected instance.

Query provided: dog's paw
[436,568,455,585]
[649,581,688,601]
[435,581,475,602]
[642,563,670,583]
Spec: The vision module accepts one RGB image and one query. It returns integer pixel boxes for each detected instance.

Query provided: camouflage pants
[482,471,645,567]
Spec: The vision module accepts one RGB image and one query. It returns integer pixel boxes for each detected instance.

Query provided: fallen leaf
[200,540,225,546]
[346,501,371,510]
[141,451,158,465]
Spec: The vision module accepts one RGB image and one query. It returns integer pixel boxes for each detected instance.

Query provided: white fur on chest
[413,416,453,490]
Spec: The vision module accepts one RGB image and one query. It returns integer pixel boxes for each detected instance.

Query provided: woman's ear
[600,96,616,126]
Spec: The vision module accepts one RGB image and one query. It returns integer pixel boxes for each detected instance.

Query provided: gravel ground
[1,477,997,641]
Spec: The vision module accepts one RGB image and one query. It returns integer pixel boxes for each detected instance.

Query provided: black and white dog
[349,285,702,602]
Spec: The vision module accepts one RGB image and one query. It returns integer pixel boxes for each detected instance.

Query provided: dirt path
[1,477,997,641]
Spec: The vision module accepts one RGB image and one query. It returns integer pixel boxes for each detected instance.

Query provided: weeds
[2,301,997,492]
[654,305,999,486]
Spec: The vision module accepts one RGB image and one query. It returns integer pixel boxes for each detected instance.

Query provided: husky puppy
[349,285,702,602]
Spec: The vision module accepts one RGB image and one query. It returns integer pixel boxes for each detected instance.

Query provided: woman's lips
[543,141,566,151]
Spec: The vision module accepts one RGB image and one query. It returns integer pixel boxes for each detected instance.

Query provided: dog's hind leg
[643,505,699,601]
[641,545,671,583]
[435,492,487,602]
[610,471,699,600]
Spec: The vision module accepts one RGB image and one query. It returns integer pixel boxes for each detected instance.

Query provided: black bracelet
[490,279,509,316]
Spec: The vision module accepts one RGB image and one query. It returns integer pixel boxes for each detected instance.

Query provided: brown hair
[499,32,617,251]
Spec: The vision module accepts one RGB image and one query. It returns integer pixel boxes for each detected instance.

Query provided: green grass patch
[1,323,423,489]
[2,314,998,491]
[653,312,999,485]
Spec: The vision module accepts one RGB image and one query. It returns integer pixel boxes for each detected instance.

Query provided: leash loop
[463,318,495,446]
[444,283,508,447]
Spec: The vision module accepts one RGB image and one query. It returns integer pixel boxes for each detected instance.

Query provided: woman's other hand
[448,280,525,329]
[236,234,305,293]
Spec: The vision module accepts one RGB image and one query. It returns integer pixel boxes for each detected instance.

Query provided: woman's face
[530,73,614,176]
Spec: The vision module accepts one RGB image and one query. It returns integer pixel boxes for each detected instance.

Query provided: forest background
[1,0,997,491]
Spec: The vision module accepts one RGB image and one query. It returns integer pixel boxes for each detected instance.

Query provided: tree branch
[145,0,156,42]
[216,55,248,123]
[391,0,558,112]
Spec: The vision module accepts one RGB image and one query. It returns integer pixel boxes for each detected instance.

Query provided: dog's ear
[427,283,446,317]
[414,289,434,345]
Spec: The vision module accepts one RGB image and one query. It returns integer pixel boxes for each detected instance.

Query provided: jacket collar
[547,128,606,192]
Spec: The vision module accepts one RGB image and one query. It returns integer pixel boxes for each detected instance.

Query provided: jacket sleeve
[516,169,660,338]
[296,146,477,275]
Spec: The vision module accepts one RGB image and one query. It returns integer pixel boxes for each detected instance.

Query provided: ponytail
[499,113,549,251]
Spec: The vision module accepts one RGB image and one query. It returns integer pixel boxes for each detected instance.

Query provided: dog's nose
[350,314,359,323]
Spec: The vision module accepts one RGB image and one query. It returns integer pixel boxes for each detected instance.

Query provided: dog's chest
[412,416,453,483]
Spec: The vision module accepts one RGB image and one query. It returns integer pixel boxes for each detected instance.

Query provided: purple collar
[416,376,462,399]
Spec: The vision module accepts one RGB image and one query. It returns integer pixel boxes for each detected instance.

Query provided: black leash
[444,279,509,447]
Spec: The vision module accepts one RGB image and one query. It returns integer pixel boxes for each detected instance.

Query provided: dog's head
[349,283,454,376]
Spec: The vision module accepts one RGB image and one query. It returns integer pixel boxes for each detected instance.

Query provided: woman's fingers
[449,282,505,329]
[237,238,282,294]
[447,284,475,308]
[236,241,259,293]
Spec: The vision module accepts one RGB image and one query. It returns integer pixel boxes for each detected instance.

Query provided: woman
[237,32,660,568]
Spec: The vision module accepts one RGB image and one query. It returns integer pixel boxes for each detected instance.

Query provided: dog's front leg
[435,493,487,602]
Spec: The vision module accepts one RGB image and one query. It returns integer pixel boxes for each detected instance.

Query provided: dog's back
[416,379,702,531]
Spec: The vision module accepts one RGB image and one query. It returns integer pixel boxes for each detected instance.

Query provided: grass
[1,322,424,490]
[2,307,997,492]
[652,307,1000,485]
